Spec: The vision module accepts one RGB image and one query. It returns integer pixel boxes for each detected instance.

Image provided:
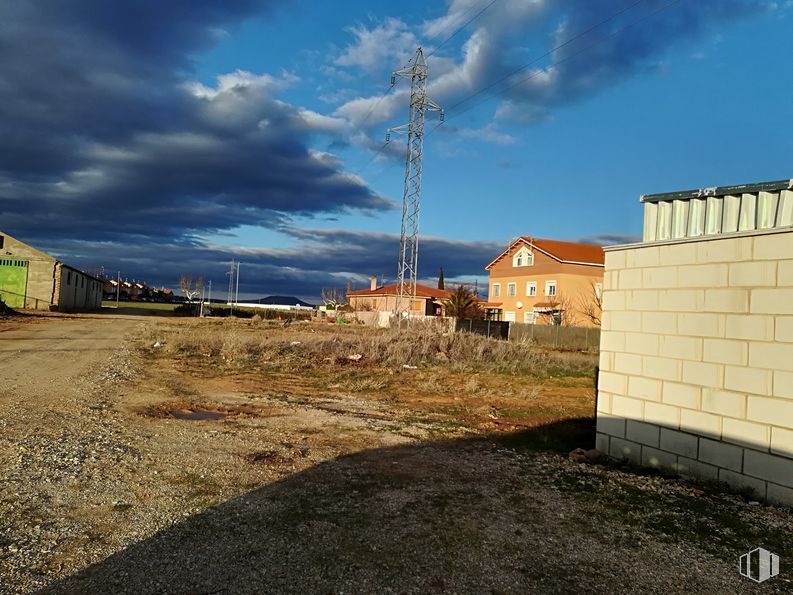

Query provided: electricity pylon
[386,47,443,318]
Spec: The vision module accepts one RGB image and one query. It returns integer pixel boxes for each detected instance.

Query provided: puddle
[170,408,226,421]
[246,450,281,463]
[143,400,283,421]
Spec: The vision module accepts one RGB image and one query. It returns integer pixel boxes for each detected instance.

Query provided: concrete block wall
[597,229,793,506]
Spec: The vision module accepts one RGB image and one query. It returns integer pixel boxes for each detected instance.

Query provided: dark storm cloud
[0,1,391,245]
[495,0,771,121]
[45,230,501,302]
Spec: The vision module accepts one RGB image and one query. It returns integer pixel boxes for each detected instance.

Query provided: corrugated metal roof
[641,179,793,203]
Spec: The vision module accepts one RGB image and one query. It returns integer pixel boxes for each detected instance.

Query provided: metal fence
[455,319,510,339]
[456,319,600,351]
[509,323,600,351]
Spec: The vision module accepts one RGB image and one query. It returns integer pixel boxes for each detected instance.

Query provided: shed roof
[641,179,793,203]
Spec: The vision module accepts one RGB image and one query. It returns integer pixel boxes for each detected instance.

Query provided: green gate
[0,259,29,308]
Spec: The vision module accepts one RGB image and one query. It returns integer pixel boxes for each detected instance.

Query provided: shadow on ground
[39,418,790,594]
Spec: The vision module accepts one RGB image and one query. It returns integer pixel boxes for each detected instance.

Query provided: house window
[0,235,4,249]
[67,271,71,285]
[507,283,516,297]
[512,248,533,268]
[523,311,536,324]
[492,283,501,298]
[504,311,516,322]
[526,282,536,297]
[485,308,502,321]
[545,280,557,297]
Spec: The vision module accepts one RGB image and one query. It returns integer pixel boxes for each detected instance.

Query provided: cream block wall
[597,229,793,506]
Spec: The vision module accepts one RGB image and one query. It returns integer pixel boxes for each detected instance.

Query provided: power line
[429,0,682,134]
[349,140,391,181]
[346,0,499,180]
[425,0,500,59]
[354,0,499,132]
[354,80,401,131]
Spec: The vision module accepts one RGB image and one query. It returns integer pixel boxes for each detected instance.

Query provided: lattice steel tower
[386,47,443,317]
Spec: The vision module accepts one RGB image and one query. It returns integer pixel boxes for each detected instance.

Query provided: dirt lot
[0,313,791,594]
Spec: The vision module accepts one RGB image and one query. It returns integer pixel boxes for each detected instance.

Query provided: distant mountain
[244,295,315,307]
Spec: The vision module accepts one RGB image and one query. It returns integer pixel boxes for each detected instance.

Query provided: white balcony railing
[641,179,793,243]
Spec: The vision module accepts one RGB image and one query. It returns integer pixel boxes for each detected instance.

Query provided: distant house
[347,276,451,316]
[0,230,102,311]
[483,237,604,326]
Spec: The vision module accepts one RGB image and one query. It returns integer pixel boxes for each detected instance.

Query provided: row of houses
[101,278,174,302]
[347,237,606,327]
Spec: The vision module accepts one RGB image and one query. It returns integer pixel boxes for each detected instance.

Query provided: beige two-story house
[483,237,605,326]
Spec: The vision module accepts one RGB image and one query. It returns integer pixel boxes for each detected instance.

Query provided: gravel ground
[0,314,791,594]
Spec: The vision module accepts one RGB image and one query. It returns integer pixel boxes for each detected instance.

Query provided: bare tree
[321,287,345,309]
[537,292,580,326]
[577,281,603,327]
[179,275,204,301]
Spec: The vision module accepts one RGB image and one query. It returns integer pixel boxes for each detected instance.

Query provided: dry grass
[145,319,595,378]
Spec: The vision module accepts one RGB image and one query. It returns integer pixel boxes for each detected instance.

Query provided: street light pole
[235,262,241,306]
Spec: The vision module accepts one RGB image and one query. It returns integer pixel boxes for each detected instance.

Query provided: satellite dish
[516,301,523,309]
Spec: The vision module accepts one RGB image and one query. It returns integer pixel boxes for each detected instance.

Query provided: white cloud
[187,70,282,99]
[452,123,516,145]
[295,108,350,134]
[335,17,418,73]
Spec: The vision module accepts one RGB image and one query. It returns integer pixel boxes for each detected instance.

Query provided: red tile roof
[348,283,452,299]
[533,301,561,309]
[486,237,604,270]
[480,302,502,308]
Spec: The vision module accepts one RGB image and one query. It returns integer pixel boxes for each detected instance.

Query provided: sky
[1,0,792,302]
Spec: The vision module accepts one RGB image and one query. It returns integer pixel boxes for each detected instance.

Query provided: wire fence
[509,323,600,352]
[456,319,600,352]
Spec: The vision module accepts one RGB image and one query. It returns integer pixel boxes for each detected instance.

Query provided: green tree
[444,285,483,319]
[438,267,445,290]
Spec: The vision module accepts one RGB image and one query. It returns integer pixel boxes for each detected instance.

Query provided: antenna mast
[386,47,443,319]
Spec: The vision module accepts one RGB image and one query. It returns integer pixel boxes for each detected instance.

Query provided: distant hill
[244,295,315,307]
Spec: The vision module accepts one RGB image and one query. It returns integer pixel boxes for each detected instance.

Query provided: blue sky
[1,1,791,300]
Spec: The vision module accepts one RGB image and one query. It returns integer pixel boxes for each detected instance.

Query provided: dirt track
[0,314,141,395]
[1,314,792,594]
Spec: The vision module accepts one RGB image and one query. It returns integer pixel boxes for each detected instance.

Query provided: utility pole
[387,47,443,319]
[235,262,241,306]
[227,260,236,316]
[116,271,120,308]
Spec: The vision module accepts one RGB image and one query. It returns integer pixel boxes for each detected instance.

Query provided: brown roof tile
[486,237,604,269]
[348,283,452,299]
